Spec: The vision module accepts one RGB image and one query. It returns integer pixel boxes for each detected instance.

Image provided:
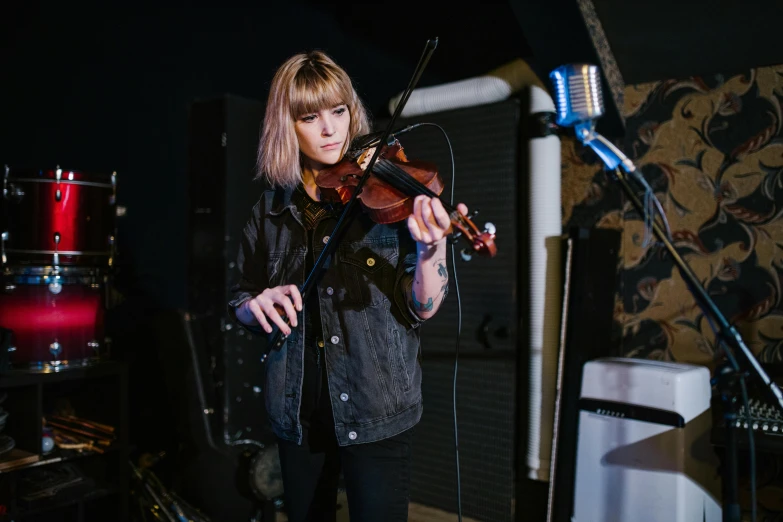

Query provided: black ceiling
[313,1,783,86]
[305,3,533,84]
[591,0,783,84]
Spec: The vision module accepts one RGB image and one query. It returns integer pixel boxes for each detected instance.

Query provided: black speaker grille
[384,98,522,521]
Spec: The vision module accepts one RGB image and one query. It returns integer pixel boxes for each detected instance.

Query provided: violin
[315,138,497,259]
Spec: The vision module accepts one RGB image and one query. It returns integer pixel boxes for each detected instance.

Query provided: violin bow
[263,38,439,360]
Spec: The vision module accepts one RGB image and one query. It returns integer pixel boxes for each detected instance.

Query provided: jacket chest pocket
[338,242,398,307]
[267,251,304,288]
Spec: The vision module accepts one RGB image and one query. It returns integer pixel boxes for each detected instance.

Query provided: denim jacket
[228,187,427,446]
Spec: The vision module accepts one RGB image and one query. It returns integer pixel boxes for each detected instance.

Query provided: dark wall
[0,4,528,311]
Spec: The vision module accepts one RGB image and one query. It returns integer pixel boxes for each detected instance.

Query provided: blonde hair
[257,51,372,188]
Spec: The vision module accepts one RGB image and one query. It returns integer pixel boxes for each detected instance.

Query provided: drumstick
[50,414,115,434]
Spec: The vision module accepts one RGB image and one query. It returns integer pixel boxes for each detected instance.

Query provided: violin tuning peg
[460,249,473,262]
[484,222,496,235]
[468,209,480,220]
[449,231,463,244]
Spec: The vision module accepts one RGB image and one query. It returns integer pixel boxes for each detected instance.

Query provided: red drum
[0,267,106,370]
[2,166,117,267]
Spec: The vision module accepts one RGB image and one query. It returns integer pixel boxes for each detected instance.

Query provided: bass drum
[2,166,117,267]
[0,266,107,371]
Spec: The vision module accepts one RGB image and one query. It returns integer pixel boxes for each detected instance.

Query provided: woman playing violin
[228,50,467,522]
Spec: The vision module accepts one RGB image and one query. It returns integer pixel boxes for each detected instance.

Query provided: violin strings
[372,159,432,197]
[374,160,465,225]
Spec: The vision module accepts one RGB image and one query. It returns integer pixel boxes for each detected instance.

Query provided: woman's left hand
[407,195,468,247]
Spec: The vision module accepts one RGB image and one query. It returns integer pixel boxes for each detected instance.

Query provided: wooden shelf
[0,359,129,521]
[0,360,126,387]
[0,449,39,473]
[0,444,125,475]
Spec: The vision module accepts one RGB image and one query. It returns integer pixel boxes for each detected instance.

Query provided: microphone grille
[549,64,604,127]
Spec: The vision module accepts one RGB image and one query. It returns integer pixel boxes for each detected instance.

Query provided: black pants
[277,339,413,522]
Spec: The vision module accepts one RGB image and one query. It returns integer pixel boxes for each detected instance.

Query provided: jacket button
[322,236,330,244]
[366,257,375,267]
[348,431,357,440]
[326,287,334,295]
[330,335,340,345]
[340,393,349,402]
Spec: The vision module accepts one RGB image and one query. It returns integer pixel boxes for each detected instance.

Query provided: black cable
[413,122,463,522]
[739,374,757,522]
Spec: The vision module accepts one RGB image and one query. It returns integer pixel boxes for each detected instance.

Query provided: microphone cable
[413,122,464,522]
[627,169,673,246]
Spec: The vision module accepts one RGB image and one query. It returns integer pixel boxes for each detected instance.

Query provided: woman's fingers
[430,198,451,230]
[254,285,302,335]
[407,214,423,242]
[421,200,441,241]
[246,299,273,333]
[260,299,291,335]
[271,291,298,329]
[283,284,303,312]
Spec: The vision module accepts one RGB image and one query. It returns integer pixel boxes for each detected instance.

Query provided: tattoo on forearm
[412,289,434,312]
[436,259,448,280]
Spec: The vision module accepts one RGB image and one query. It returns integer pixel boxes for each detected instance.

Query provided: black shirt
[293,185,342,433]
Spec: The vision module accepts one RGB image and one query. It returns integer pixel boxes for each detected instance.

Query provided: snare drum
[2,166,117,267]
[0,266,106,370]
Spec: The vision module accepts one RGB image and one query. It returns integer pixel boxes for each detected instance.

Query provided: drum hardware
[5,185,24,202]
[53,232,60,266]
[48,276,62,294]
[110,171,116,205]
[2,165,23,202]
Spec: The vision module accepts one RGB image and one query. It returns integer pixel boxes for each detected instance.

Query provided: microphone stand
[573,121,783,522]
[261,37,439,362]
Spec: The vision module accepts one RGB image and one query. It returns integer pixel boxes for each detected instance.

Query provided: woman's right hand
[241,285,302,335]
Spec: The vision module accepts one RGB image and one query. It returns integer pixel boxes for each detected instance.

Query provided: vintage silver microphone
[550,63,783,522]
[549,64,637,174]
[550,64,670,245]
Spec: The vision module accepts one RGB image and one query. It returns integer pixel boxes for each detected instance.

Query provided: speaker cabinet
[186,94,273,447]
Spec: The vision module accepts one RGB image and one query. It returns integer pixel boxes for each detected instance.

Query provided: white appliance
[572,357,722,522]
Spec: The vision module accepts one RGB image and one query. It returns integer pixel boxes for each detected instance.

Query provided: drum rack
[0,360,129,521]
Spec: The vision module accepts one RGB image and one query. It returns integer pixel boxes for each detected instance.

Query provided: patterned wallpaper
[562,63,783,373]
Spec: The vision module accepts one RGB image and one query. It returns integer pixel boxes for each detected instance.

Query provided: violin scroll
[448,207,497,261]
